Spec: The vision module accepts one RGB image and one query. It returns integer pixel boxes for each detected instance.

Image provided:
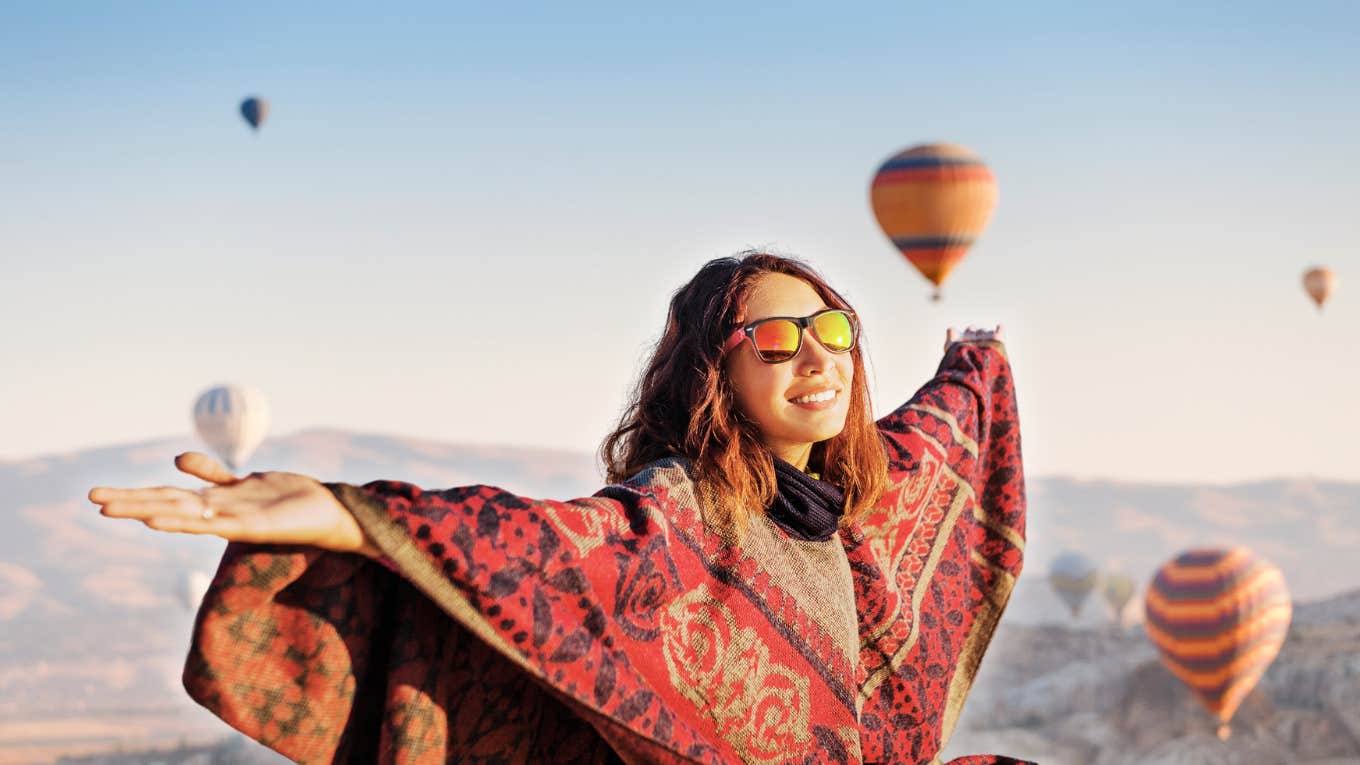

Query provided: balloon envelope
[177,570,213,612]
[192,384,270,471]
[1101,570,1136,620]
[1302,266,1336,310]
[239,97,268,130]
[869,143,997,299]
[1144,547,1292,740]
[1048,551,1098,618]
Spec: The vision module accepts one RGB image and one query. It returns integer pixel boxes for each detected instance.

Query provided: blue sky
[3,1,1357,482]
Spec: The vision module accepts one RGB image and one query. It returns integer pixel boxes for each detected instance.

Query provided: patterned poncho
[183,341,1031,765]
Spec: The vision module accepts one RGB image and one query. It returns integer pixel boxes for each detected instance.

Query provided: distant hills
[1007,472,1360,628]
[1,429,1357,763]
[0,429,598,764]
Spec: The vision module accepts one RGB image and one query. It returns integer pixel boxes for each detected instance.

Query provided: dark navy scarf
[769,457,845,542]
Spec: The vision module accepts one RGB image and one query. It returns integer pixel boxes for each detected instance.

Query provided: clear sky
[3,1,1357,483]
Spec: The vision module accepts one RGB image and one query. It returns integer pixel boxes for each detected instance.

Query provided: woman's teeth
[791,390,836,404]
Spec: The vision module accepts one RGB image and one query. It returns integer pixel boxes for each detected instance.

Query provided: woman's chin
[782,421,849,446]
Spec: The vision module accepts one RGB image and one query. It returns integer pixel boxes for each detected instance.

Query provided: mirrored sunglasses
[721,308,858,364]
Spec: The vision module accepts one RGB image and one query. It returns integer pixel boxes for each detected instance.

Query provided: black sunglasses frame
[733,308,859,364]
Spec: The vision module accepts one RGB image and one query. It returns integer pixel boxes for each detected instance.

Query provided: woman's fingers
[92,460,353,550]
[175,452,238,485]
[90,453,240,521]
[91,486,201,515]
[98,488,253,540]
[92,485,255,516]
[943,324,1005,350]
[144,513,246,538]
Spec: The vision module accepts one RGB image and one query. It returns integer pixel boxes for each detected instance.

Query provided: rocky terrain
[943,590,1360,764]
[51,735,288,765]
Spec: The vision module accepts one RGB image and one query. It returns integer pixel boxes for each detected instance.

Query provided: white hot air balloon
[192,384,270,471]
[177,570,214,612]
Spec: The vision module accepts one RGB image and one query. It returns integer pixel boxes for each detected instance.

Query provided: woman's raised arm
[850,326,1028,762]
[875,325,1020,502]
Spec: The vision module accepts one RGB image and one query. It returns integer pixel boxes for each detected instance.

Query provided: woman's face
[723,272,855,470]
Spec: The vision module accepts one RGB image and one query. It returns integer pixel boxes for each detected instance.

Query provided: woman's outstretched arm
[91,453,721,764]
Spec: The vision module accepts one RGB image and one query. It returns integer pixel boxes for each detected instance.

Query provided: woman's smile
[788,387,840,409]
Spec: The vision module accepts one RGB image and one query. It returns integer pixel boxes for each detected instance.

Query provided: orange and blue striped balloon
[869,144,997,300]
[1144,548,1292,740]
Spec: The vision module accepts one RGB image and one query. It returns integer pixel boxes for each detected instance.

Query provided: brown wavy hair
[600,251,888,540]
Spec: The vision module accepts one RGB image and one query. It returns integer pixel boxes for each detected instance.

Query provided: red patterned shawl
[183,341,1031,765]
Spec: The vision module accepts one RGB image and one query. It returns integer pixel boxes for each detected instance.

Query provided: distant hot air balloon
[869,143,998,301]
[192,384,270,471]
[177,570,213,612]
[1302,267,1336,311]
[1101,570,1136,622]
[1048,551,1099,618]
[1144,548,1292,741]
[239,96,268,131]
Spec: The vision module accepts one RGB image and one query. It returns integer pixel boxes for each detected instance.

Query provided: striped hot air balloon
[1144,548,1292,741]
[869,143,998,301]
[192,384,270,471]
[1048,551,1098,618]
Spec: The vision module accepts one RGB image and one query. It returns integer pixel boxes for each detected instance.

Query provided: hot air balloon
[1302,266,1336,311]
[869,143,998,301]
[1101,570,1136,622]
[192,384,270,471]
[177,570,213,612]
[239,96,268,131]
[1144,548,1292,741]
[1048,551,1098,618]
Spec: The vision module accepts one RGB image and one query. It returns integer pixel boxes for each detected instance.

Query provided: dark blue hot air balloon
[239,96,268,131]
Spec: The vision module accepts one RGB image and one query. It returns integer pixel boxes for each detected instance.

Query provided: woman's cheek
[735,383,781,435]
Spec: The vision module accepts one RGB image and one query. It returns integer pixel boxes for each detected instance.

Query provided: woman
[91,252,1030,765]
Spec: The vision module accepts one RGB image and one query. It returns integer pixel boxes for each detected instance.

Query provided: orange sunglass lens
[750,319,801,362]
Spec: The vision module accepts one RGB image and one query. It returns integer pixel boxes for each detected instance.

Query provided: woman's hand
[944,324,1004,352]
[89,452,382,559]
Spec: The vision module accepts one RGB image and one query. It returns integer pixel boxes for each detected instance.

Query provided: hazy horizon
[7,426,1358,488]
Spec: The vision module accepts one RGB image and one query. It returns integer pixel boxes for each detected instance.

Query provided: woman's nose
[796,328,835,372]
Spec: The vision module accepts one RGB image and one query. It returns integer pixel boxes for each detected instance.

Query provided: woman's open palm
[89,452,378,557]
